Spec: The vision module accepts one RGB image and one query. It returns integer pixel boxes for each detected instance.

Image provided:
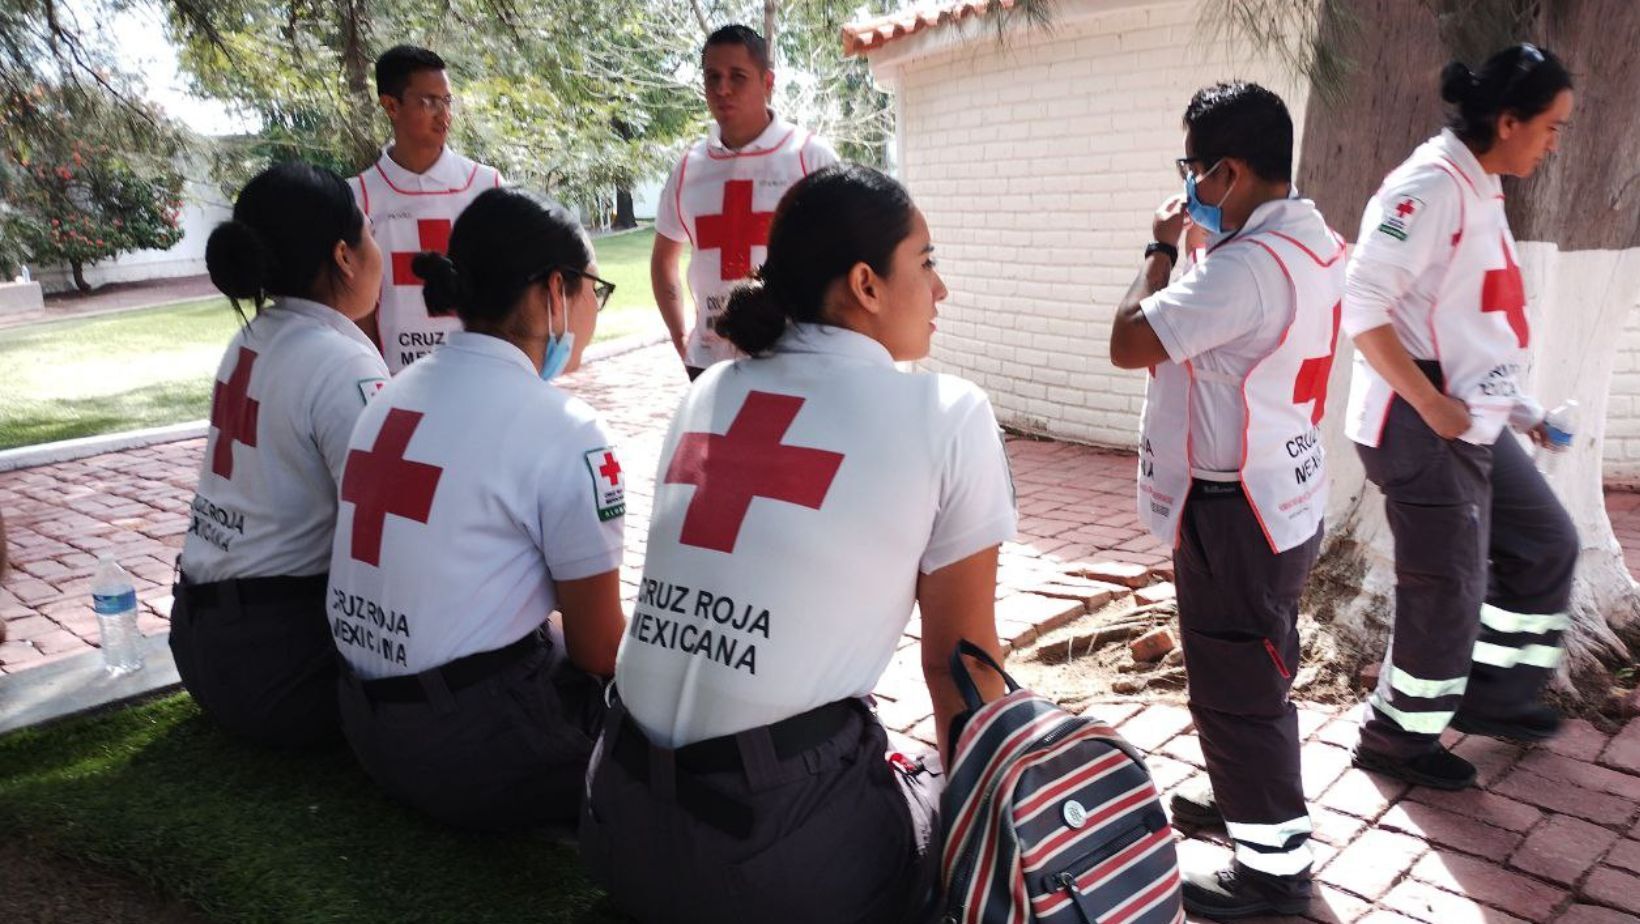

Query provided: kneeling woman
[172,162,389,749]
[327,188,627,830]
[581,165,1017,923]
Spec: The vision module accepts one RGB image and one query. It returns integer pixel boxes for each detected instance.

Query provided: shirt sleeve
[1342,259,1417,338]
[654,155,688,243]
[803,135,842,173]
[310,346,391,485]
[921,389,1019,574]
[537,412,626,582]
[1139,251,1268,364]
[1349,170,1461,277]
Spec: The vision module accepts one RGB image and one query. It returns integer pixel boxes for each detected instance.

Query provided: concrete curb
[0,329,670,473]
[0,633,181,737]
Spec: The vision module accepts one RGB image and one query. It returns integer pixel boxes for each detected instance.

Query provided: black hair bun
[715,279,789,356]
[413,251,467,316]
[1440,61,1478,106]
[205,220,272,300]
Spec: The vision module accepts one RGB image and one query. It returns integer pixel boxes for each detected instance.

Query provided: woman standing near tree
[1341,44,1577,789]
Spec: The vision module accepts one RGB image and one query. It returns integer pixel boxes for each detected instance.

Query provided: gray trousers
[1176,482,1322,880]
[579,698,940,924]
[1357,392,1578,757]
[337,633,606,831]
[169,572,339,750]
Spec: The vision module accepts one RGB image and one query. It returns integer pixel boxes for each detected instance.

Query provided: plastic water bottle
[1543,400,1579,453]
[92,554,144,675]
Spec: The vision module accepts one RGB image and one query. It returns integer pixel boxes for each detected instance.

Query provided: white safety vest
[655,113,838,368]
[1139,227,1346,554]
[1344,131,1531,447]
[615,324,1017,748]
[182,298,389,583]
[352,146,503,374]
[326,332,624,679]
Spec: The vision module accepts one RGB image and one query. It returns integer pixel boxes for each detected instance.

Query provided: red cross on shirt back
[695,180,774,281]
[664,391,845,553]
[340,408,444,566]
[210,347,261,478]
[1481,234,1529,348]
[391,219,453,287]
[1292,301,1344,427]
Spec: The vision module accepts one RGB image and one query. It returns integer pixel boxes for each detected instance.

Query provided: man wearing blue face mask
[1105,82,1346,920]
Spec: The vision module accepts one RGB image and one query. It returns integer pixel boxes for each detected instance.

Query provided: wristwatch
[1144,241,1179,267]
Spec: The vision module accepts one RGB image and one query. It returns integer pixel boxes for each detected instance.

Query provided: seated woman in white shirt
[171,162,389,749]
[580,165,1017,923]
[326,187,626,831]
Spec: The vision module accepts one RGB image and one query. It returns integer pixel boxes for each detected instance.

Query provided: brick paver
[3,340,1640,922]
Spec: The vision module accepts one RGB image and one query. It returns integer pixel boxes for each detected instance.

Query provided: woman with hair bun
[1342,44,1578,789]
[173,161,390,749]
[581,164,1017,923]
[326,186,626,831]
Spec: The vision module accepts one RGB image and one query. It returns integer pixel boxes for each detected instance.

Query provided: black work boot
[1352,743,1476,790]
[1451,702,1562,742]
[1168,781,1222,828]
[1182,861,1312,920]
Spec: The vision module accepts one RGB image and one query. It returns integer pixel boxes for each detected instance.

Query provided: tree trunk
[614,187,636,229]
[1298,0,1640,705]
[70,258,89,294]
[764,0,778,66]
[338,0,377,168]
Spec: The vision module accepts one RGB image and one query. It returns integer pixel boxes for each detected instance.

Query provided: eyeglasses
[548,266,617,312]
[1175,156,1222,182]
[403,93,457,115]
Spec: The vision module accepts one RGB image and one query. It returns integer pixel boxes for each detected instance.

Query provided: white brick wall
[870,1,1308,447]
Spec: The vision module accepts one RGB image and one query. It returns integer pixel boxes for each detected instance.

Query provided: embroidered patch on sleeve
[356,378,387,404]
[583,448,627,522]
[1375,194,1424,242]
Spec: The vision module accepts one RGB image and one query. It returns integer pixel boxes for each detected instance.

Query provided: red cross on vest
[210,347,261,478]
[597,451,623,487]
[391,219,453,287]
[340,408,444,566]
[1481,234,1529,348]
[1291,301,1344,426]
[696,180,774,281]
[664,391,845,553]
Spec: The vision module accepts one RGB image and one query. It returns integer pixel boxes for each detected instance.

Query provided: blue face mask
[1184,160,1235,235]
[540,331,575,381]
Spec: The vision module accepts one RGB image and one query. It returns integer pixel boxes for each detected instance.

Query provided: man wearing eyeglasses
[1105,82,1345,920]
[352,45,504,374]
[652,24,840,381]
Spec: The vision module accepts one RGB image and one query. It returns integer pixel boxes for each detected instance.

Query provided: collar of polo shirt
[707,110,791,155]
[774,322,895,367]
[378,144,471,191]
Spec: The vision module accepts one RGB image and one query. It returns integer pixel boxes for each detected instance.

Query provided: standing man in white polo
[352,44,503,373]
[651,24,839,381]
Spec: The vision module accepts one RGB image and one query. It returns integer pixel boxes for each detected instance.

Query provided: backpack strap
[949,639,1022,712]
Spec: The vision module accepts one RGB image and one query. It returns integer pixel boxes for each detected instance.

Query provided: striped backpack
[938,641,1183,924]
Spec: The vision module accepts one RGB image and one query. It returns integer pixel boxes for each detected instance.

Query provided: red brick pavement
[3,342,1640,923]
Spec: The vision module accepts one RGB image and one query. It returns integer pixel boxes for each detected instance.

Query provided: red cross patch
[584,448,626,522]
[1376,195,1424,242]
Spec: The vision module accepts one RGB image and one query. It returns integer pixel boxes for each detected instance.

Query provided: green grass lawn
[0,229,677,451]
[0,694,627,923]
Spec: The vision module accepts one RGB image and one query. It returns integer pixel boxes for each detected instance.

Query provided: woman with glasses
[1342,44,1578,790]
[326,186,626,831]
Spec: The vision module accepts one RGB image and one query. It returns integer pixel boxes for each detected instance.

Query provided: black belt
[1190,478,1244,497]
[176,572,327,608]
[357,631,543,704]
[1415,359,1446,390]
[609,697,861,839]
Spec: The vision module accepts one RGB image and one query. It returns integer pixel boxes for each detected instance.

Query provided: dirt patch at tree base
[0,835,208,924]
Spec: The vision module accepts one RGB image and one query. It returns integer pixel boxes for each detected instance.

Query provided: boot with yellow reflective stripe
[1351,742,1476,790]
[1451,702,1562,742]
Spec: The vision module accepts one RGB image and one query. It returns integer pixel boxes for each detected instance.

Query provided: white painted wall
[867,0,1312,448]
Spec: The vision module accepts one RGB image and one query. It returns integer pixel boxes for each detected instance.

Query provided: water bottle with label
[1543,400,1579,453]
[92,554,144,675]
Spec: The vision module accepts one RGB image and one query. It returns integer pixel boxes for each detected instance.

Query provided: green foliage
[0,81,188,289]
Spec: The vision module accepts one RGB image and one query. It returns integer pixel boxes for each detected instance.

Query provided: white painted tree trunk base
[1314,244,1640,702]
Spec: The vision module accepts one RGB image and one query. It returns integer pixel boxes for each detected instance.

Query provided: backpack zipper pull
[1057,872,1101,924]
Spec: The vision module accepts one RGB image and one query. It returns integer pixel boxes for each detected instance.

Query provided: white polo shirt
[616,324,1018,747]
[326,332,625,679]
[182,298,389,583]
[352,145,503,374]
[1140,197,1325,475]
[655,112,839,368]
